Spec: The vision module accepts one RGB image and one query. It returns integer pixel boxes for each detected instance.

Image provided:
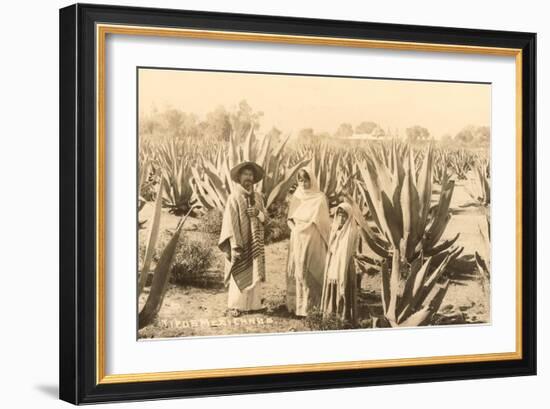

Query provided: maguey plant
[157,138,195,214]
[475,212,491,293]
[138,180,197,329]
[138,148,150,211]
[432,149,450,185]
[191,122,310,212]
[448,148,473,180]
[353,142,462,327]
[465,159,490,206]
[138,139,163,206]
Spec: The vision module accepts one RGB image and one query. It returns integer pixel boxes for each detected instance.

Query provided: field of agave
[137,123,490,331]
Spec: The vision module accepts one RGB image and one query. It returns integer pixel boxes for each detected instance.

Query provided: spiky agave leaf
[400,158,421,260]
[416,144,433,234]
[266,158,311,209]
[138,157,150,199]
[138,180,165,295]
[397,247,461,324]
[385,249,401,324]
[475,212,491,286]
[359,142,455,263]
[138,209,195,329]
[157,139,194,213]
[466,161,490,206]
[190,165,227,212]
[424,179,455,251]
[398,279,450,327]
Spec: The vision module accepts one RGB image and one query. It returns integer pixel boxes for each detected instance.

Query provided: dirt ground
[138,173,490,339]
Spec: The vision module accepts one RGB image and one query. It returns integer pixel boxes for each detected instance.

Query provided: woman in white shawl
[286,168,331,317]
[321,202,359,324]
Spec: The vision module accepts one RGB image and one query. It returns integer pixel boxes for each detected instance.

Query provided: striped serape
[218,185,266,291]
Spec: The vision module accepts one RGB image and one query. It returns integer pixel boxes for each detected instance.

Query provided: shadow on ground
[34,384,58,399]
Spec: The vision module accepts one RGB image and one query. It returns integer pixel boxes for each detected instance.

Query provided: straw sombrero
[230,161,265,184]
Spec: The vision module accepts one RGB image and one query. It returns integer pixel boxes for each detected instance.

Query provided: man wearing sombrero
[218,161,267,316]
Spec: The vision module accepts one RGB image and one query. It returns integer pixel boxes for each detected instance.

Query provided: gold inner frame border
[95,23,523,385]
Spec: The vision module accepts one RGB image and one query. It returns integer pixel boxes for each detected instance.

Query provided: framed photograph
[59,3,536,404]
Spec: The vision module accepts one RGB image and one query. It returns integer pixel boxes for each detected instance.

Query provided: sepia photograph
[56,3,537,404]
[136,67,492,339]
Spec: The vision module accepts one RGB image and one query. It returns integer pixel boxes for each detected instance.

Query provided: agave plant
[138,211,194,329]
[138,153,150,209]
[448,149,473,180]
[137,180,197,328]
[432,150,450,185]
[370,140,407,168]
[351,142,462,327]
[293,142,359,207]
[338,149,361,199]
[355,142,459,263]
[190,151,229,212]
[308,144,345,205]
[157,139,195,214]
[191,124,309,212]
[475,212,491,293]
[138,157,151,225]
[379,247,462,327]
[138,140,162,205]
[465,160,490,206]
[138,180,164,295]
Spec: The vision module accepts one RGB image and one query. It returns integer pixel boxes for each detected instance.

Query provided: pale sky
[138,68,491,139]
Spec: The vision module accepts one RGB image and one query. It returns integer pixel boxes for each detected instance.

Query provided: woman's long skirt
[286,225,326,317]
[286,273,323,316]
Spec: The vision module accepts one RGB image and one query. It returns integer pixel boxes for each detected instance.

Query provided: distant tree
[160,108,200,139]
[139,115,159,137]
[317,131,331,141]
[355,121,378,134]
[475,126,491,145]
[335,123,354,138]
[230,100,264,142]
[296,128,318,145]
[202,106,231,141]
[298,128,315,141]
[439,133,453,146]
[454,126,476,145]
[406,125,430,143]
[292,128,330,146]
[162,108,184,137]
[373,127,386,139]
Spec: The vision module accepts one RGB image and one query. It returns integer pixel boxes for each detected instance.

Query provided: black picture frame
[59,3,536,405]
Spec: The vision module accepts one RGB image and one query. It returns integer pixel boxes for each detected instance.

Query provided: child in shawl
[321,202,359,324]
[286,168,331,317]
